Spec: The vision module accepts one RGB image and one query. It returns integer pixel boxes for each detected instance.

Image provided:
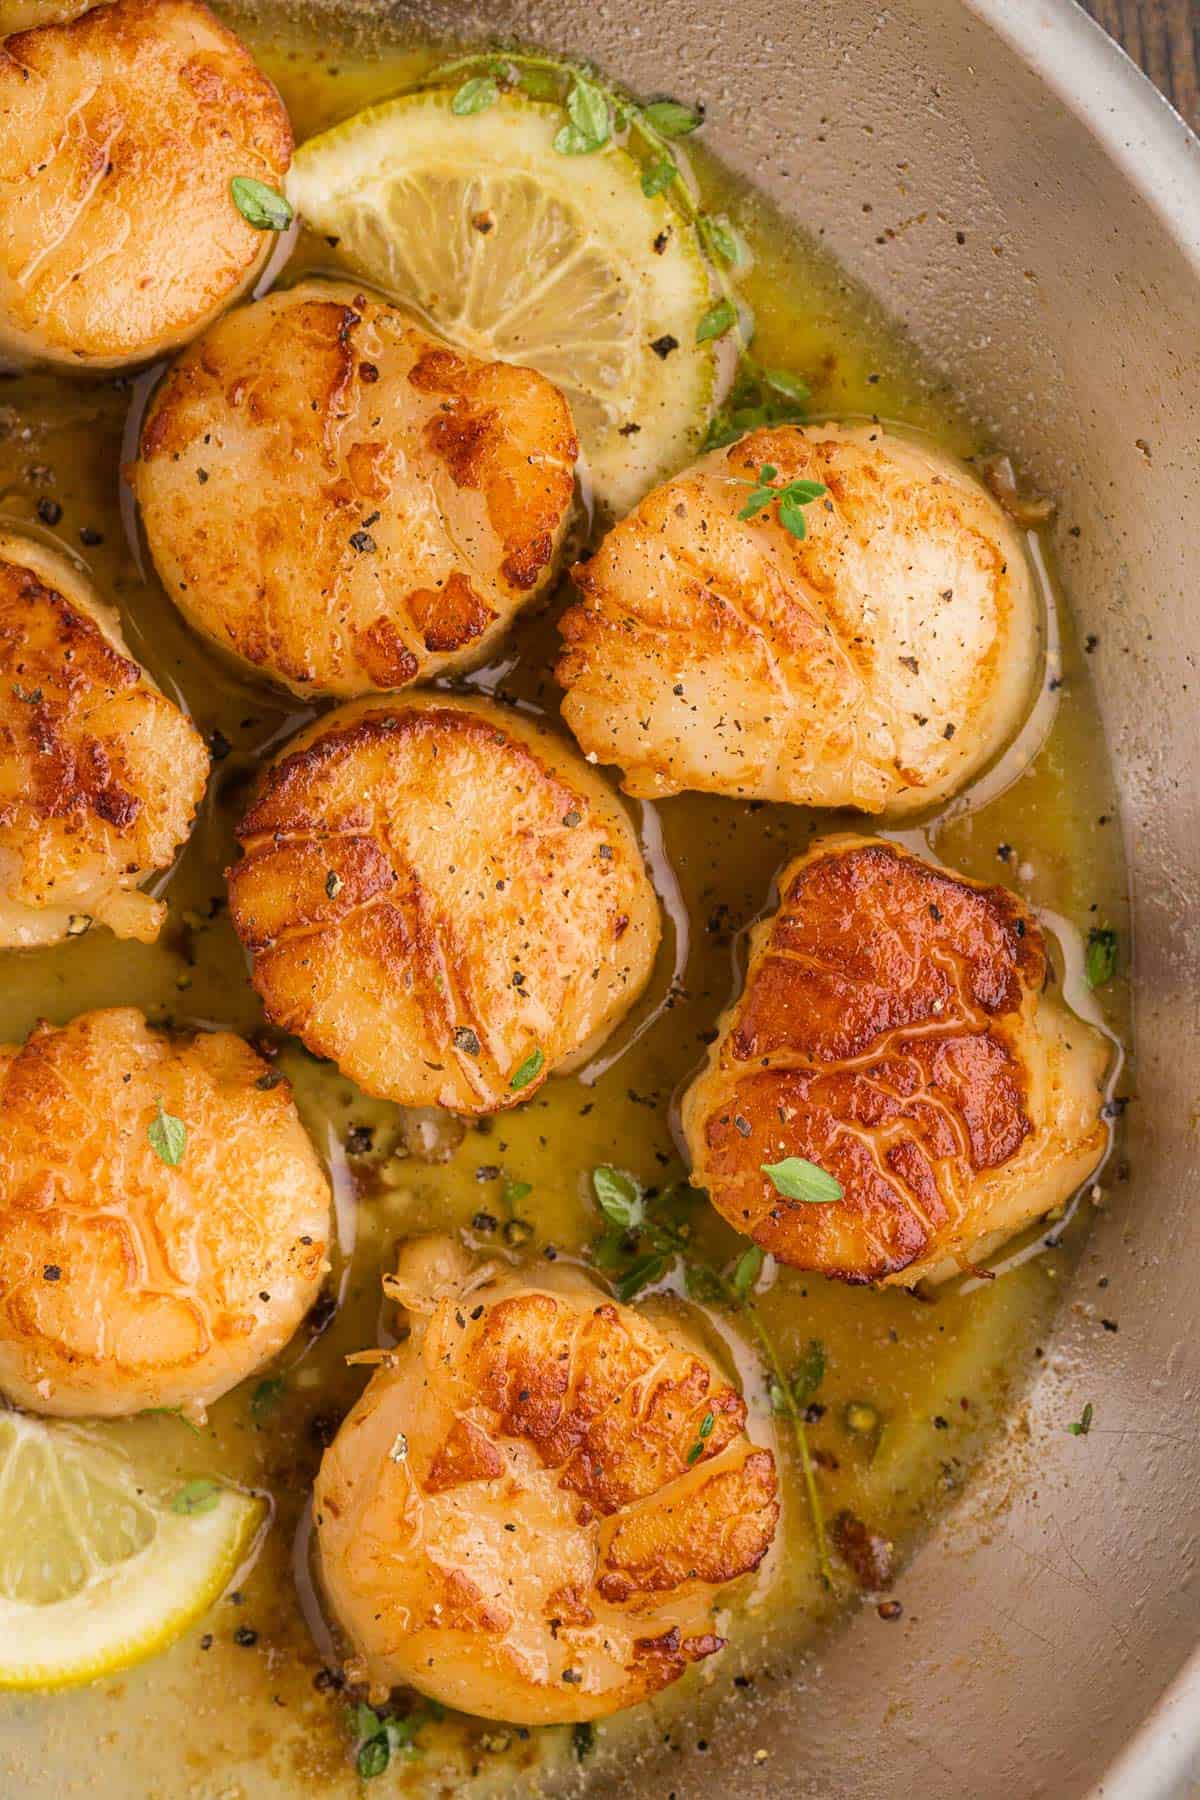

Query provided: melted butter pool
[0,8,1129,1795]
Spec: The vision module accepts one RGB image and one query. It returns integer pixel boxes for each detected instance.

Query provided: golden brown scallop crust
[557,422,1039,812]
[0,1008,331,1418]
[226,693,660,1114]
[133,280,579,696]
[682,835,1109,1285]
[314,1259,778,1722]
[0,532,209,947]
[0,0,292,369]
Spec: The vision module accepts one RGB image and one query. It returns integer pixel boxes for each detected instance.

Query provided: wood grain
[1080,0,1199,128]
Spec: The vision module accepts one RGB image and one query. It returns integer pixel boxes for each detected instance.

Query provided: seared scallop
[682,835,1108,1285]
[226,693,659,1113]
[132,279,578,696]
[558,423,1040,812]
[0,530,209,947]
[314,1237,779,1723]
[0,1008,331,1417]
[0,0,292,370]
[2,4,94,30]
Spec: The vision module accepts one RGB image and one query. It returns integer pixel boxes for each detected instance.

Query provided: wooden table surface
[1080,0,1199,127]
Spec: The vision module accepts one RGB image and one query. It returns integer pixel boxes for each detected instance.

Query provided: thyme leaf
[230,176,292,232]
[554,74,610,153]
[591,1164,645,1232]
[171,1479,221,1515]
[696,296,737,343]
[687,1410,716,1463]
[509,1047,545,1091]
[451,74,499,114]
[761,1155,843,1202]
[735,466,828,539]
[148,1099,186,1167]
[641,157,678,198]
[641,99,703,136]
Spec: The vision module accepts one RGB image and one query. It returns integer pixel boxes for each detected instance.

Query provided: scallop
[131,279,579,697]
[558,422,1040,812]
[681,835,1109,1285]
[0,0,292,370]
[0,530,209,948]
[313,1238,779,1723]
[0,1008,331,1418]
[226,693,660,1113]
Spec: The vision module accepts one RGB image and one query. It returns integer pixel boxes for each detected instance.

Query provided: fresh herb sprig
[588,1167,835,1586]
[703,362,812,451]
[430,51,743,346]
[736,463,828,540]
[351,1701,442,1779]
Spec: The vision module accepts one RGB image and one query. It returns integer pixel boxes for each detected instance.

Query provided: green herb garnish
[357,1738,389,1780]
[554,74,611,154]
[450,74,499,114]
[509,1047,545,1091]
[687,1410,716,1465]
[230,176,293,232]
[148,1099,186,1167]
[703,360,811,451]
[641,156,678,198]
[612,1251,666,1301]
[250,1376,284,1422]
[737,466,828,540]
[696,296,737,343]
[571,1720,597,1761]
[351,1703,424,1779]
[170,1479,221,1515]
[1085,927,1118,989]
[697,212,744,268]
[502,1177,533,1210]
[731,1243,763,1296]
[642,99,703,136]
[592,1164,645,1232]
[1068,1401,1094,1437]
[761,1155,842,1202]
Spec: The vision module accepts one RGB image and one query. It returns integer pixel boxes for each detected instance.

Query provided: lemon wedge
[0,1410,263,1690]
[287,88,729,515]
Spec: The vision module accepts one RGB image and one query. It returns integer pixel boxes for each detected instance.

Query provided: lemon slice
[0,1411,263,1691]
[287,88,729,515]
